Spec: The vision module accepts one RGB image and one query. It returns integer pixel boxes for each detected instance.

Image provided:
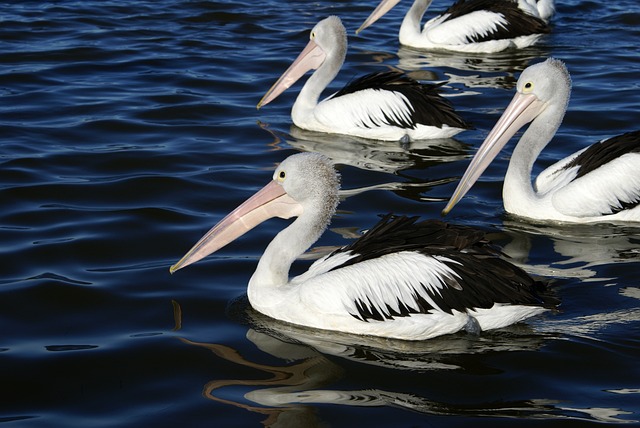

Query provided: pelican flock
[171,153,558,341]
[443,58,640,222]
[171,2,638,341]
[258,16,471,141]
[357,0,555,53]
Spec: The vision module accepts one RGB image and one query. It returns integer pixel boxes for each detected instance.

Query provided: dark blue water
[1,1,639,426]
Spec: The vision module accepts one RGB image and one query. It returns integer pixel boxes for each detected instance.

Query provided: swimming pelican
[357,0,554,53]
[257,16,471,141]
[442,58,640,222]
[170,152,557,341]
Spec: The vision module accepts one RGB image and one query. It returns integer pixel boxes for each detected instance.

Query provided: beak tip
[356,23,368,34]
[441,200,455,217]
[257,98,267,109]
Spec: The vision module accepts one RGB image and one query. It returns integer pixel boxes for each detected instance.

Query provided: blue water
[1,1,639,426]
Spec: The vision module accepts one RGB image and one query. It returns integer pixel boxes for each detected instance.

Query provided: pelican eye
[523,81,533,93]
[277,170,286,182]
[310,31,316,40]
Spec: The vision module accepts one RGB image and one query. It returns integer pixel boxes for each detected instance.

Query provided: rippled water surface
[1,1,640,426]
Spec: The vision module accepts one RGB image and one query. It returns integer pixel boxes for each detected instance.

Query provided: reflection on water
[180,334,344,428]
[258,122,470,205]
[499,220,640,280]
[239,300,550,371]
[260,121,470,174]
[396,45,550,90]
[175,300,638,426]
[550,300,640,340]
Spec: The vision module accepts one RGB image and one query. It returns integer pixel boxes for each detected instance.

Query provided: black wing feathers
[333,215,558,322]
[332,214,494,268]
[566,130,640,180]
[436,252,558,310]
[444,0,550,43]
[331,70,472,129]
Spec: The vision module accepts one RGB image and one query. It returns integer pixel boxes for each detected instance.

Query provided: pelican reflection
[175,299,638,426]
[396,45,548,90]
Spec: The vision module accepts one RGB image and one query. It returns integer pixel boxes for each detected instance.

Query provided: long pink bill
[356,0,401,34]
[257,38,326,109]
[441,91,544,215]
[170,180,302,273]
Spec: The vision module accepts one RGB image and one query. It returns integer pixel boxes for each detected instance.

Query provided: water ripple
[1,0,639,426]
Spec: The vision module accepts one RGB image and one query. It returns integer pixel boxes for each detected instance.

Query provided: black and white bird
[442,58,640,222]
[357,0,554,53]
[171,152,557,340]
[257,16,471,141]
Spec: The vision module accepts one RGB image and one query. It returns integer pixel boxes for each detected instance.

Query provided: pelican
[357,0,554,53]
[442,58,640,222]
[170,152,557,341]
[257,16,471,141]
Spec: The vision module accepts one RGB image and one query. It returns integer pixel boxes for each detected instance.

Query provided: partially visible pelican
[257,16,471,141]
[442,58,640,222]
[357,0,554,53]
[171,152,557,341]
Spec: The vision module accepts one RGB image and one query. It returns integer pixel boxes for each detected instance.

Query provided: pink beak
[170,180,303,273]
[442,91,545,215]
[257,38,326,108]
[356,0,402,34]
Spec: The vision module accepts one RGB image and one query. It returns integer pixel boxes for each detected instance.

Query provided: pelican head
[170,152,340,273]
[257,16,347,109]
[442,58,571,215]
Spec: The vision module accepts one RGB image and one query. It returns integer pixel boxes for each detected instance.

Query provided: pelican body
[258,16,471,141]
[443,58,640,223]
[357,0,554,53]
[171,152,557,341]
